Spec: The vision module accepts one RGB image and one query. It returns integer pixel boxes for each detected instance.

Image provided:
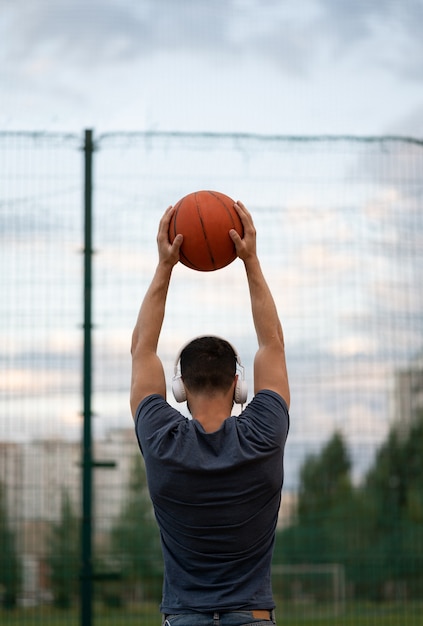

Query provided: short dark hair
[180,336,237,394]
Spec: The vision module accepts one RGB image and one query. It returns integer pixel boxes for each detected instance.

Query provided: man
[130,201,290,626]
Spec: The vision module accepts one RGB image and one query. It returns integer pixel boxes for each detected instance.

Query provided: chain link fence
[1,131,423,623]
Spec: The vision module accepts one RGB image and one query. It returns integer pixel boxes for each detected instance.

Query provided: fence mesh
[1,131,423,623]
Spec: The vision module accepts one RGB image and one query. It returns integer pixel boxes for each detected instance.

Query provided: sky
[1,1,423,487]
[2,0,423,137]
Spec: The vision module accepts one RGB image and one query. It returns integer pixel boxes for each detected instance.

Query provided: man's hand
[157,205,184,267]
[229,201,257,262]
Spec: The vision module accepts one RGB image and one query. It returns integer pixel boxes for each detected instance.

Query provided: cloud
[316,0,423,81]
[390,105,423,138]
[2,0,423,135]
[3,0,422,81]
[3,1,144,65]
[3,0,236,67]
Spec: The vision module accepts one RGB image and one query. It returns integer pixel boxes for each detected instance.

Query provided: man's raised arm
[130,206,183,418]
[230,201,290,407]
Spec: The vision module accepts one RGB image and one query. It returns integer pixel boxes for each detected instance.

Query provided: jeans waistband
[163,609,274,621]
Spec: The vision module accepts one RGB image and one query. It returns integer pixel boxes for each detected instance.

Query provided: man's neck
[188,392,234,433]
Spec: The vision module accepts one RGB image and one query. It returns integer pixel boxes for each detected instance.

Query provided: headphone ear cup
[172,375,186,403]
[234,378,248,404]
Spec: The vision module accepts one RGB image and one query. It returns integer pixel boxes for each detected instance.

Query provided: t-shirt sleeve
[237,389,290,448]
[135,394,186,456]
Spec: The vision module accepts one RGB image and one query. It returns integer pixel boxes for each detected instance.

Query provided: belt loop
[213,612,219,623]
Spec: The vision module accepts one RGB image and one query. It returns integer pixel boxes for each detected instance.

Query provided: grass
[276,601,423,625]
[1,602,423,626]
[0,604,158,626]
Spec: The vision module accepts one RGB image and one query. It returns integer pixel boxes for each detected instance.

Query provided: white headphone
[172,336,248,404]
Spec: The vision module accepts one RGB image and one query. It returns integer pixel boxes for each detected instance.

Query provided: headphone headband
[172,335,248,404]
[173,335,242,373]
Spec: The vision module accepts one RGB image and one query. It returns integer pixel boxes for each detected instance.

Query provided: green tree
[402,414,423,595]
[109,454,161,602]
[0,482,22,608]
[297,432,352,523]
[362,412,423,598]
[275,416,423,601]
[275,432,355,570]
[46,489,79,608]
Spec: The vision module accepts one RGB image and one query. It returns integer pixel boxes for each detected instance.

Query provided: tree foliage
[275,432,356,568]
[109,454,162,602]
[275,416,423,600]
[362,413,423,594]
[46,489,79,608]
[297,431,352,523]
[0,482,22,608]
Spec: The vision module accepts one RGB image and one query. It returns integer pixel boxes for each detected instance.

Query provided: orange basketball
[169,190,243,271]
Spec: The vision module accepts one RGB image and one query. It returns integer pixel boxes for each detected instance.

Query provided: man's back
[136,389,289,614]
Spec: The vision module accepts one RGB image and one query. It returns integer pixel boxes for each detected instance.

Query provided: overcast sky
[1,2,423,487]
[2,0,423,136]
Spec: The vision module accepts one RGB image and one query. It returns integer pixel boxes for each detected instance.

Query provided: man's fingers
[157,205,175,242]
[172,234,183,249]
[229,228,241,244]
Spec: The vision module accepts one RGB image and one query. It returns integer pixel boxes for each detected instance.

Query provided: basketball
[168,190,243,271]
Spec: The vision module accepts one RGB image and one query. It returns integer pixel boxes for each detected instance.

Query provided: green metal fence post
[81,129,94,626]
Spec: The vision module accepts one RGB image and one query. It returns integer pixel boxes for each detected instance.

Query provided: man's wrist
[243,254,260,272]
[156,258,176,275]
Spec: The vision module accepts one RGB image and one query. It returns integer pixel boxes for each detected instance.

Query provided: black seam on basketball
[179,248,203,270]
[174,199,204,270]
[195,191,216,269]
[208,191,238,265]
[208,191,237,228]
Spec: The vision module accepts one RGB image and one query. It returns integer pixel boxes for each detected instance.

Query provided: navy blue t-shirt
[135,389,289,614]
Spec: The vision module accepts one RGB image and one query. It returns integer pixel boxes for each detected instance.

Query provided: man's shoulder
[240,389,290,437]
[135,392,165,418]
[135,394,184,430]
[251,389,289,412]
[137,392,166,410]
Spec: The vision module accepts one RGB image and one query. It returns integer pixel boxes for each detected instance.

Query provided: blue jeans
[162,610,276,626]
